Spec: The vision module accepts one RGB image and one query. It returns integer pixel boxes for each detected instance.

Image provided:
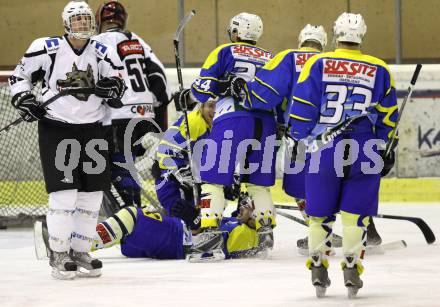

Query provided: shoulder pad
[91,40,109,59]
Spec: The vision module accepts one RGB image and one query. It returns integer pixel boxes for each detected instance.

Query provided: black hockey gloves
[173,89,197,112]
[11,91,46,122]
[95,77,126,108]
[380,149,396,177]
[170,199,201,230]
[218,75,246,100]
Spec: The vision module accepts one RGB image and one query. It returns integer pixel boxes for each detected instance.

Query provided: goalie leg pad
[200,184,226,228]
[47,189,77,252]
[308,215,336,256]
[245,183,276,229]
[71,191,102,252]
[341,211,369,260]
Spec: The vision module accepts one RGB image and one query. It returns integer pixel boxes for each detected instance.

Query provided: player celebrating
[289,13,398,298]
[10,1,125,279]
[174,13,276,258]
[94,1,171,208]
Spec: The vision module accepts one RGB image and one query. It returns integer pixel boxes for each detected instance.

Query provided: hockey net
[0,72,160,227]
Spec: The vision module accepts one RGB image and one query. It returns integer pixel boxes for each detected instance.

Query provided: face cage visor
[66,13,96,40]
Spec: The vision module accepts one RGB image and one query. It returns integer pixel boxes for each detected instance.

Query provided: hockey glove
[95,77,126,100]
[171,165,195,189]
[380,149,396,177]
[11,91,46,122]
[173,89,196,112]
[170,199,201,229]
[218,75,246,101]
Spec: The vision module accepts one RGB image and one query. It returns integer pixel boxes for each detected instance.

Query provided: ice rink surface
[1,203,439,307]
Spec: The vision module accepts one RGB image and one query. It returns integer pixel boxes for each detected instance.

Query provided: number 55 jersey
[289,48,398,145]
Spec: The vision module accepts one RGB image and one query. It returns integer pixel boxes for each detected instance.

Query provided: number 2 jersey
[93,29,171,125]
[241,47,320,124]
[289,48,398,144]
[9,35,123,124]
[190,42,272,122]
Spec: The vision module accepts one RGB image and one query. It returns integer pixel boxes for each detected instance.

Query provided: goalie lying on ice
[93,194,263,260]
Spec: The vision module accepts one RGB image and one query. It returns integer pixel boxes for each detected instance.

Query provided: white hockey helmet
[228,12,263,42]
[298,24,327,49]
[333,12,367,44]
[62,1,96,40]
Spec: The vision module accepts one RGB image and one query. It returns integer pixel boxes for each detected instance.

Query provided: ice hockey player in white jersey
[94,1,171,208]
[9,1,126,279]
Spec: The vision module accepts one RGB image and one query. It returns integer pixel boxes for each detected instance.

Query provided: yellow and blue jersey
[191,42,272,122]
[156,109,211,172]
[290,48,398,143]
[220,217,259,259]
[242,47,320,125]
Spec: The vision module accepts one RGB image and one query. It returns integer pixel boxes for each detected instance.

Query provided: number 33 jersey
[94,29,170,124]
[191,42,272,122]
[289,48,398,144]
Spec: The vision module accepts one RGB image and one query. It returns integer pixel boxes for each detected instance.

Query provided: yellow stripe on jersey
[191,84,215,97]
[297,49,395,90]
[251,90,269,104]
[156,153,178,170]
[243,83,252,107]
[159,139,188,152]
[179,109,211,141]
[289,113,312,122]
[375,104,398,128]
[262,49,295,71]
[293,95,317,108]
[199,76,220,81]
[254,76,280,95]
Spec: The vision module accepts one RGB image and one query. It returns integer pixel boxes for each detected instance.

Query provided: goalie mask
[333,12,367,44]
[298,24,327,49]
[228,12,263,43]
[62,1,96,40]
[96,1,128,33]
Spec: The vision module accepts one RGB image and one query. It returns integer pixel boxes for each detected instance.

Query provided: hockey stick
[173,10,199,207]
[276,209,308,227]
[274,204,436,244]
[385,64,422,156]
[0,87,95,135]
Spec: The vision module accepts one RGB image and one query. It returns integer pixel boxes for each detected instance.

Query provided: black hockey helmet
[96,1,128,32]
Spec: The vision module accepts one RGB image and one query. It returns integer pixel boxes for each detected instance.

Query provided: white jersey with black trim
[93,29,171,125]
[9,35,123,124]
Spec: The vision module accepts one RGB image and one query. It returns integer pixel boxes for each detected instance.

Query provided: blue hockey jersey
[241,47,320,125]
[191,42,272,122]
[289,48,398,143]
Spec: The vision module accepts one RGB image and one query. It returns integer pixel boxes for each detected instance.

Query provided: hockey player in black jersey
[9,1,126,279]
[94,1,171,209]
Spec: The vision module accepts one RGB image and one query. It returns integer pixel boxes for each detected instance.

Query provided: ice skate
[34,220,50,260]
[257,219,274,251]
[297,236,339,256]
[186,228,225,262]
[49,251,77,280]
[342,254,363,299]
[307,252,331,298]
[69,250,102,277]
